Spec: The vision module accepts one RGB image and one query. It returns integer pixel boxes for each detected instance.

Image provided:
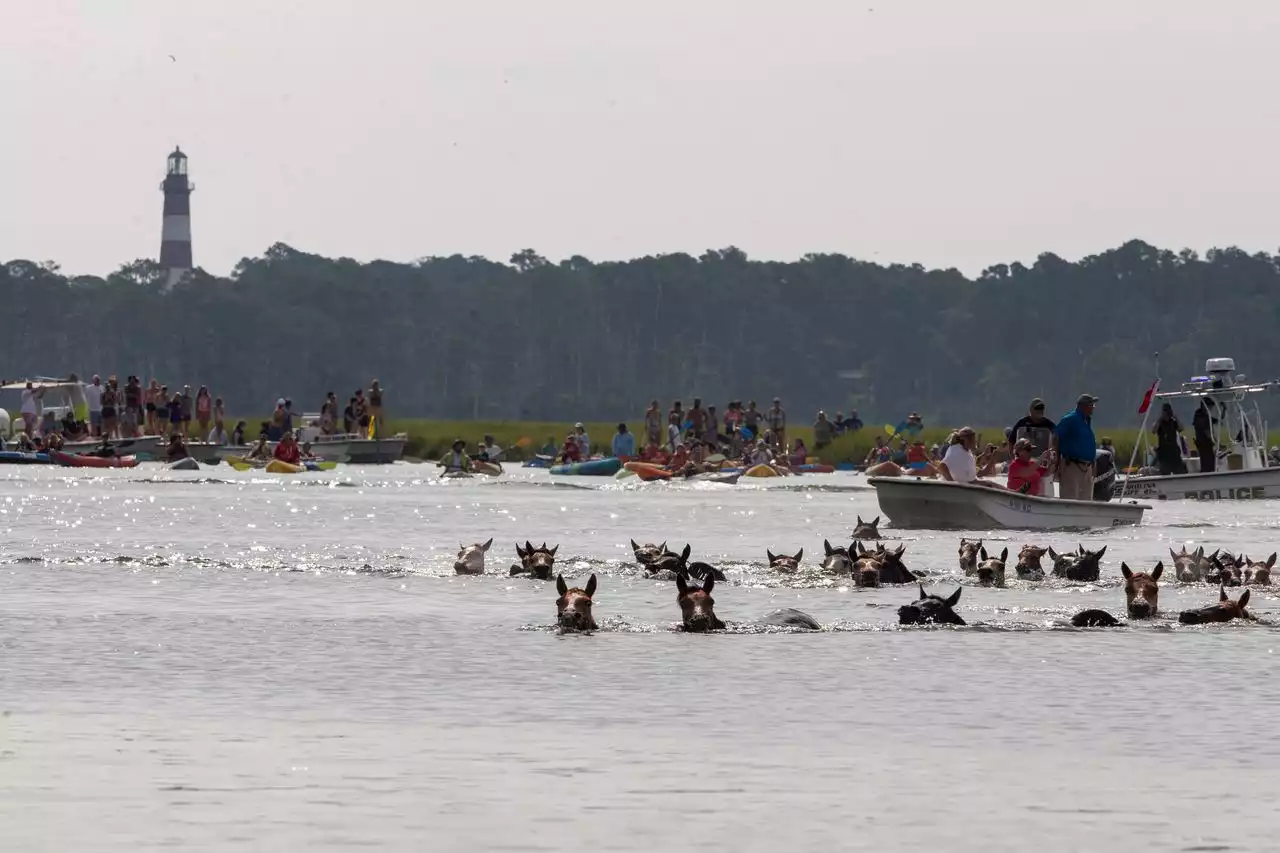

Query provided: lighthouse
[159,146,194,291]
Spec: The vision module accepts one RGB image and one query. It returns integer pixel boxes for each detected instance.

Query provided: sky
[3,0,1279,277]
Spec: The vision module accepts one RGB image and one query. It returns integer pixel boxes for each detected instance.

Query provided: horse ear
[980,546,988,561]
[824,539,834,556]
[1170,548,1178,561]
[1151,561,1163,580]
[516,542,525,557]
[856,515,864,525]
[585,574,597,597]
[482,538,492,551]
[1194,546,1204,560]
[767,550,777,564]
[1096,545,1107,559]
[945,586,962,607]
[918,583,927,600]
[1048,547,1059,560]
[675,573,689,596]
[872,516,880,527]
[556,574,568,596]
[894,545,905,557]
[525,540,534,554]
[1239,588,1250,608]
[702,573,715,594]
[1219,585,1228,602]
[999,547,1008,563]
[631,538,640,551]
[1268,552,1277,568]
[1121,562,1133,579]
[660,541,667,552]
[681,544,691,560]
[794,549,804,563]
[549,545,559,557]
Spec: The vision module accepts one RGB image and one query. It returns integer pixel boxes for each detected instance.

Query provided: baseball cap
[1076,394,1098,405]
[1030,397,1045,409]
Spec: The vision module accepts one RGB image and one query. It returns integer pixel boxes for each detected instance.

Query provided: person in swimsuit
[168,392,184,436]
[100,378,118,439]
[368,380,384,423]
[195,387,213,439]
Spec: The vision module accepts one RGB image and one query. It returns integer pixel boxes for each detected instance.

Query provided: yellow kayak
[472,461,502,476]
[265,459,304,474]
[744,463,780,478]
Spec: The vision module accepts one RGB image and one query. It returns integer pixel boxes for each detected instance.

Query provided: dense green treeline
[3,240,1278,426]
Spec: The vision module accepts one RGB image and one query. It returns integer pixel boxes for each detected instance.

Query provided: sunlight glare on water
[2,465,1279,851]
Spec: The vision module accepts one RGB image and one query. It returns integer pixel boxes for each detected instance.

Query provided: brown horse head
[898,584,965,626]
[649,544,691,576]
[1121,561,1162,618]
[767,548,804,573]
[959,538,983,575]
[512,541,558,579]
[1169,546,1205,583]
[852,541,882,587]
[1206,552,1244,586]
[676,571,724,632]
[454,538,493,575]
[1179,586,1253,625]
[852,515,881,540]
[1015,545,1048,580]
[555,573,598,631]
[1246,552,1275,585]
[975,546,1008,587]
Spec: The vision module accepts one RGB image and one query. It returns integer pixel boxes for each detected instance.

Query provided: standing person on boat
[846,409,864,432]
[100,378,119,439]
[20,382,45,437]
[1153,402,1188,475]
[668,400,684,432]
[273,432,302,465]
[1009,398,1056,455]
[368,380,384,425]
[155,386,170,437]
[282,399,295,437]
[766,398,787,449]
[268,399,287,442]
[353,389,368,424]
[612,423,636,458]
[723,401,742,437]
[178,385,194,438]
[231,420,248,446]
[122,376,142,438]
[342,397,357,435]
[64,373,90,432]
[195,387,213,439]
[1193,400,1217,473]
[706,405,720,447]
[643,400,663,448]
[166,391,183,437]
[144,379,161,435]
[813,411,834,451]
[319,402,336,436]
[1055,394,1098,501]
[573,423,591,458]
[85,374,104,437]
[741,400,763,439]
[688,398,707,441]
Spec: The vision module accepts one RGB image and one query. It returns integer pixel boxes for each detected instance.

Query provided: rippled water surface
[3,465,1279,851]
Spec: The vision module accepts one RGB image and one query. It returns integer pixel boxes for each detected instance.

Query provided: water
[2,465,1279,851]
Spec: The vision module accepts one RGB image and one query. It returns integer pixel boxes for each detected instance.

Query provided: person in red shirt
[274,432,302,464]
[1006,438,1051,494]
[559,434,582,464]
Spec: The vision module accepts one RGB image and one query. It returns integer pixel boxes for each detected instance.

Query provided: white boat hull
[868,477,1149,531]
[1118,466,1280,501]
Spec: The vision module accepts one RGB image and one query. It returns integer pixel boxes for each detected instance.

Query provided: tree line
[4,239,1278,428]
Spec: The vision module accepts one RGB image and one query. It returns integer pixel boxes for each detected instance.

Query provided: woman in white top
[939,426,1001,486]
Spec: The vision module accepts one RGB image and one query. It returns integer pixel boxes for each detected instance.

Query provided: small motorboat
[868,477,1149,531]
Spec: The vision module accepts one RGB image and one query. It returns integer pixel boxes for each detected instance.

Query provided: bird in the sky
[168,54,176,62]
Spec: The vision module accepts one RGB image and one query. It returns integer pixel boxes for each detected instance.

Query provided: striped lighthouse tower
[159,146,194,292]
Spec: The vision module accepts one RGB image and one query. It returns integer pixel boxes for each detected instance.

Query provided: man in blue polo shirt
[1056,394,1098,501]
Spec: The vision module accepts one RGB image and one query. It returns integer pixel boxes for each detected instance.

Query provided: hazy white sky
[3,1,1279,277]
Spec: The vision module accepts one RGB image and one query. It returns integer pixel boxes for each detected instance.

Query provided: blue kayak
[0,450,52,465]
[549,457,623,476]
[523,455,554,468]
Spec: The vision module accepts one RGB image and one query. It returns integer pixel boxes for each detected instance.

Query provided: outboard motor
[1093,448,1116,501]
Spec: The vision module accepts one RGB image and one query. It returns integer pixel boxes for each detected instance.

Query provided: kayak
[624,461,672,481]
[615,468,637,480]
[167,457,201,471]
[49,449,139,469]
[304,460,337,471]
[550,457,623,476]
[744,464,780,478]
[472,461,503,476]
[0,450,52,465]
[265,459,304,474]
[523,455,554,468]
[794,463,835,474]
[690,471,741,485]
[441,470,473,479]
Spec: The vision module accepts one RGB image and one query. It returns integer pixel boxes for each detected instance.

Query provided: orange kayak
[624,461,672,481]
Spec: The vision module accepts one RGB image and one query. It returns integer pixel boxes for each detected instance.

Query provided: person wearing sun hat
[1056,394,1098,500]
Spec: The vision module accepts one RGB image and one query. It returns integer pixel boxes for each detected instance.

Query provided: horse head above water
[1121,561,1162,618]
[511,541,559,580]
[1179,586,1253,625]
[898,584,965,626]
[555,573,598,632]
[454,538,493,575]
[676,571,724,632]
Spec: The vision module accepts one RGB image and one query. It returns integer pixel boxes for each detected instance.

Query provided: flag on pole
[1137,380,1158,414]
